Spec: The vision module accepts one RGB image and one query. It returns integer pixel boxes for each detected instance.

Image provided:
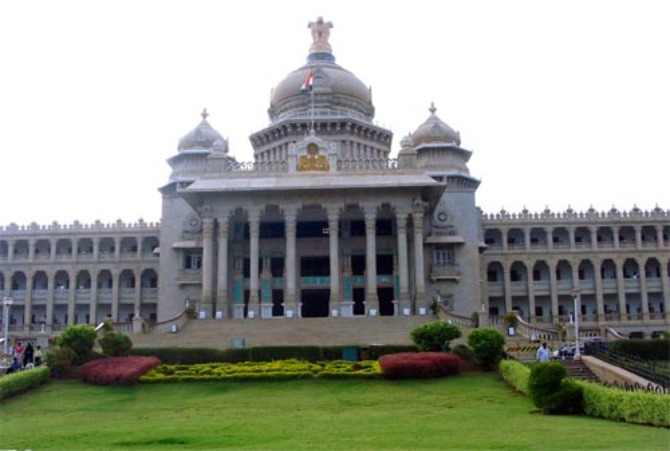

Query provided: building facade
[1,18,667,338]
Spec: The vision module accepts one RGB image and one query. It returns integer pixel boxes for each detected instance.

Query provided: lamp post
[2,297,12,355]
[573,294,581,359]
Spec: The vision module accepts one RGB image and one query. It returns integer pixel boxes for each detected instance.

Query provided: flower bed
[139,359,381,383]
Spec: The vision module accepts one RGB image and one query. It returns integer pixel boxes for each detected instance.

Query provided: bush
[451,344,475,362]
[609,339,670,360]
[468,328,505,370]
[55,324,98,365]
[98,332,133,357]
[46,346,78,377]
[410,321,462,352]
[379,352,461,379]
[528,361,583,414]
[499,359,530,395]
[579,380,670,427]
[80,356,161,385]
[0,366,51,401]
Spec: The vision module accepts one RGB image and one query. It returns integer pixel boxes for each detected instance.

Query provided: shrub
[46,346,78,377]
[451,344,475,362]
[468,328,505,370]
[578,380,670,427]
[410,321,462,352]
[98,332,133,357]
[80,356,161,385]
[379,352,461,379]
[55,324,98,364]
[609,339,670,360]
[499,359,530,395]
[0,366,51,401]
[528,361,583,414]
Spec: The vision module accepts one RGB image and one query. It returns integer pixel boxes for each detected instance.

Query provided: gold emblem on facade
[298,143,329,172]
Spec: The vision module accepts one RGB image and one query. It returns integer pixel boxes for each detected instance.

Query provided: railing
[514,313,558,342]
[336,158,398,171]
[144,308,190,334]
[605,327,626,340]
[585,343,670,391]
[437,305,474,328]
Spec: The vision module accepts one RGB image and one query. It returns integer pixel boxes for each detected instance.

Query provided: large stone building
[1,17,668,340]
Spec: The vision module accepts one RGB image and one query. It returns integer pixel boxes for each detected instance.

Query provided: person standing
[34,345,44,366]
[23,342,34,367]
[14,342,25,369]
[536,342,551,362]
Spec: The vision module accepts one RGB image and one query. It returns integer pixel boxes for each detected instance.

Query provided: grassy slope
[1,374,668,450]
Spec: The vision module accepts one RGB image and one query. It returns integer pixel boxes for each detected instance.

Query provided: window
[184,253,202,270]
[434,249,453,266]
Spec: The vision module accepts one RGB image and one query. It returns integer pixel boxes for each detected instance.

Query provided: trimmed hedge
[499,359,530,395]
[609,339,670,361]
[578,380,670,427]
[139,359,381,383]
[79,356,162,385]
[0,366,50,401]
[130,345,419,365]
[378,352,461,379]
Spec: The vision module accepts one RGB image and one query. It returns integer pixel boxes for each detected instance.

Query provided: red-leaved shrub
[379,352,461,379]
[79,356,161,385]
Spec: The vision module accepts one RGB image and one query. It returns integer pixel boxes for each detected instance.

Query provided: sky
[1,0,668,226]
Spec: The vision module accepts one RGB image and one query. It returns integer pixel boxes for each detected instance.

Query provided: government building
[1,18,668,342]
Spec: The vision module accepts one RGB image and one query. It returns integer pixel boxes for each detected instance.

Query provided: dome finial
[308,16,334,54]
[429,102,437,115]
[201,108,209,121]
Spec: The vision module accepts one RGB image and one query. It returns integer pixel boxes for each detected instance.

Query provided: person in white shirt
[536,342,551,362]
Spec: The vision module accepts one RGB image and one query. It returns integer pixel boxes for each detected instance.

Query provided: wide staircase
[130,315,435,349]
[559,359,599,382]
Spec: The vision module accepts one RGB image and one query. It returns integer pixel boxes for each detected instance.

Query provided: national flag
[300,69,313,94]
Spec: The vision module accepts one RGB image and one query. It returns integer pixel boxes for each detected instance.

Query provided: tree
[410,321,462,352]
[467,328,505,371]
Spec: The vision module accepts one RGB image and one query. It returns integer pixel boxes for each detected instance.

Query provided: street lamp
[2,297,12,355]
[573,294,581,359]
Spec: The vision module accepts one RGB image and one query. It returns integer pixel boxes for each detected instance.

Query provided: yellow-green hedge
[0,366,50,401]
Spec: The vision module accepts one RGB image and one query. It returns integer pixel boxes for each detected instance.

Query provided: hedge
[378,352,461,379]
[0,366,50,401]
[499,359,530,395]
[608,339,670,361]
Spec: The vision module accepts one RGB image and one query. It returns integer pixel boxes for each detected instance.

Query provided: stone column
[639,257,650,320]
[548,260,559,322]
[200,217,215,318]
[613,226,620,248]
[114,237,121,260]
[656,225,664,249]
[89,274,98,325]
[28,239,35,261]
[248,210,261,318]
[634,226,642,250]
[326,205,341,315]
[68,270,76,324]
[7,241,14,263]
[134,268,142,320]
[503,262,512,314]
[590,227,598,251]
[217,216,230,318]
[24,270,33,331]
[396,213,410,313]
[412,210,426,308]
[615,262,627,322]
[364,209,379,314]
[527,260,536,322]
[284,206,299,317]
[45,271,54,333]
[594,259,605,323]
[111,270,119,321]
[545,227,553,250]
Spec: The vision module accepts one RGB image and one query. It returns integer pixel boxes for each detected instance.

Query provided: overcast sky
[1,0,668,226]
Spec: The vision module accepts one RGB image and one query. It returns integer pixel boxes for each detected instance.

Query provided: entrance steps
[130,315,436,349]
[559,359,599,382]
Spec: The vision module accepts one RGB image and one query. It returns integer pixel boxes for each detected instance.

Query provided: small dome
[178,109,228,153]
[400,134,414,149]
[411,103,461,146]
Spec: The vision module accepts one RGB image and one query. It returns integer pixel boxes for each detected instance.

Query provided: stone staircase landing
[130,315,435,349]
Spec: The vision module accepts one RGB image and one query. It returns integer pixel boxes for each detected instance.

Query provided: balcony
[177,269,202,284]
[430,264,461,282]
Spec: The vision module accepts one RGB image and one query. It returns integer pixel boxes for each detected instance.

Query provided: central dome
[268,18,375,124]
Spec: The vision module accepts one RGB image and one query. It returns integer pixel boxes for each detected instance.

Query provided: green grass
[1,374,668,450]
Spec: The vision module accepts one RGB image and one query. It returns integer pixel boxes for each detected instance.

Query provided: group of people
[5,341,44,374]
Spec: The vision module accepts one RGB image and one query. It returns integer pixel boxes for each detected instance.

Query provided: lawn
[1,373,668,450]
